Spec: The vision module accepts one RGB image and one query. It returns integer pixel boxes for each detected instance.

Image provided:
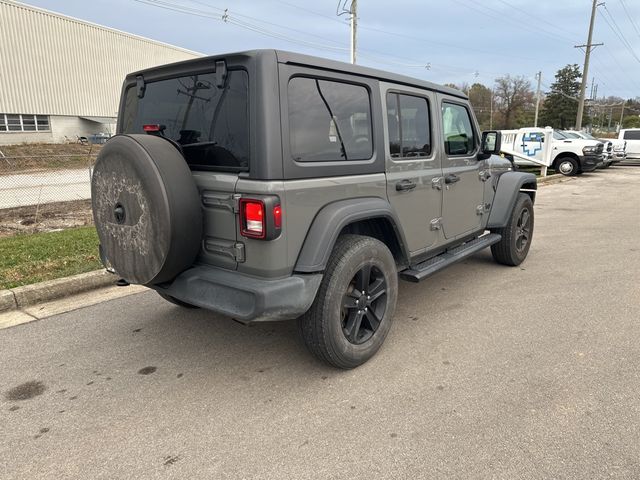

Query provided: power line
[493,0,582,40]
[132,0,513,83]
[132,0,638,100]
[133,0,350,53]
[452,0,578,44]
[618,0,640,40]
[598,7,640,63]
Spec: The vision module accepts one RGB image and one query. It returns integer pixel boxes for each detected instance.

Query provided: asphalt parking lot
[1,167,639,479]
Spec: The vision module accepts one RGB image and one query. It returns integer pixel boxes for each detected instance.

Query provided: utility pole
[618,102,625,131]
[575,0,604,129]
[350,0,357,64]
[490,89,494,130]
[534,71,542,127]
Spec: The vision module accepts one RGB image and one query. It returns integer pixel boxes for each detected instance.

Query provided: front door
[438,98,485,239]
[383,85,443,254]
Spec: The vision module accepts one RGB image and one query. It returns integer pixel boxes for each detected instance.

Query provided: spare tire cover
[91,134,202,285]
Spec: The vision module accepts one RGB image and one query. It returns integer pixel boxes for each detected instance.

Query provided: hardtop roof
[126,49,467,99]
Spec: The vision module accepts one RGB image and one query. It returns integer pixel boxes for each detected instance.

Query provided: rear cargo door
[119,67,251,270]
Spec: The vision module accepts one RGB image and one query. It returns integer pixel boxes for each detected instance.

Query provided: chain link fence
[0,148,98,236]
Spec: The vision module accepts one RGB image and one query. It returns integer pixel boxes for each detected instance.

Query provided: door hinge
[430,217,442,230]
[431,177,443,190]
[204,239,246,263]
[201,192,241,213]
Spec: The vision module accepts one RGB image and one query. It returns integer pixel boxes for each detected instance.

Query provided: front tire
[555,157,579,176]
[491,193,534,266]
[298,234,398,369]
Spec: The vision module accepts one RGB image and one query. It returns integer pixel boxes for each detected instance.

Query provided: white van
[619,129,640,159]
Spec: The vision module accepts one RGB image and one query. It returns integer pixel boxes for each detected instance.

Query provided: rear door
[438,97,485,239]
[383,84,443,253]
[120,66,250,270]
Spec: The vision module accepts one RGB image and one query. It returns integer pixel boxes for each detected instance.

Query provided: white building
[0,0,202,145]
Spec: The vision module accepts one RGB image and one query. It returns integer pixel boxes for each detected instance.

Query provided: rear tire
[298,235,398,369]
[491,193,534,266]
[555,157,579,176]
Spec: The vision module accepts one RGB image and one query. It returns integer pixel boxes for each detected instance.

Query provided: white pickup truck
[563,130,622,168]
[500,127,605,176]
[619,129,640,160]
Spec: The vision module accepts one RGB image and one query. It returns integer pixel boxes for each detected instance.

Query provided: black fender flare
[486,171,537,228]
[294,197,410,273]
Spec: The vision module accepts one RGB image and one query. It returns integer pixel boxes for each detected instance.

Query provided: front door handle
[444,174,460,184]
[395,179,417,192]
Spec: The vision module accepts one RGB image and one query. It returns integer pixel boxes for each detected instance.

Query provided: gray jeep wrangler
[92,50,536,369]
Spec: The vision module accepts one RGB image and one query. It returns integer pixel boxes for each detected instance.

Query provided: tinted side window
[442,102,475,155]
[623,130,640,140]
[386,93,431,158]
[288,77,372,162]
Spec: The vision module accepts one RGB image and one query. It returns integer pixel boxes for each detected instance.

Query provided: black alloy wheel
[341,264,388,345]
[514,207,531,255]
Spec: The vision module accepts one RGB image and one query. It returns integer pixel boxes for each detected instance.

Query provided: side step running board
[399,233,501,283]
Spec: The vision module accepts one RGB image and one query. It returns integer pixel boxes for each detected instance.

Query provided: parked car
[563,130,614,168]
[91,50,536,368]
[619,128,640,160]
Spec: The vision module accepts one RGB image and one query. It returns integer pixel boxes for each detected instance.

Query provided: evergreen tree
[539,64,582,129]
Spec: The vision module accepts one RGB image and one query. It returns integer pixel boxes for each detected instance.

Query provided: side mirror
[478,131,501,160]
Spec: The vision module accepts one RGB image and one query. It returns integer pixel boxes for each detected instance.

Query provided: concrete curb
[0,270,116,312]
[537,174,576,185]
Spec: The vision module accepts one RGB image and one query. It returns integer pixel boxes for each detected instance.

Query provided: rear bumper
[580,154,602,172]
[152,266,322,323]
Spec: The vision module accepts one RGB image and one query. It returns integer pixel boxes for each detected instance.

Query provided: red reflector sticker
[273,205,282,229]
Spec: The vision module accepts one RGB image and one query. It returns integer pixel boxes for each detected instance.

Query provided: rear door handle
[395,179,417,192]
[444,174,460,184]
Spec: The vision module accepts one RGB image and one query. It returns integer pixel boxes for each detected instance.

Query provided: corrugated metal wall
[0,0,202,116]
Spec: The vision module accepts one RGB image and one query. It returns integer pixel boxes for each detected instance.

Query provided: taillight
[241,200,265,238]
[239,197,281,240]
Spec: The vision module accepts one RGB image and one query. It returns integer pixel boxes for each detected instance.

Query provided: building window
[0,114,50,132]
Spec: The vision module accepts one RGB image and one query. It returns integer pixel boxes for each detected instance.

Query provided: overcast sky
[20,0,640,99]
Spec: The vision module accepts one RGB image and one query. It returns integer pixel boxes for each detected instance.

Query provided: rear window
[288,77,373,162]
[623,130,640,140]
[121,70,249,171]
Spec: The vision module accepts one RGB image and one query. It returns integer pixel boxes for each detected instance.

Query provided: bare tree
[494,75,534,129]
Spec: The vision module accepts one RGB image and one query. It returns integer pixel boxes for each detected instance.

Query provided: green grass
[0,226,102,289]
